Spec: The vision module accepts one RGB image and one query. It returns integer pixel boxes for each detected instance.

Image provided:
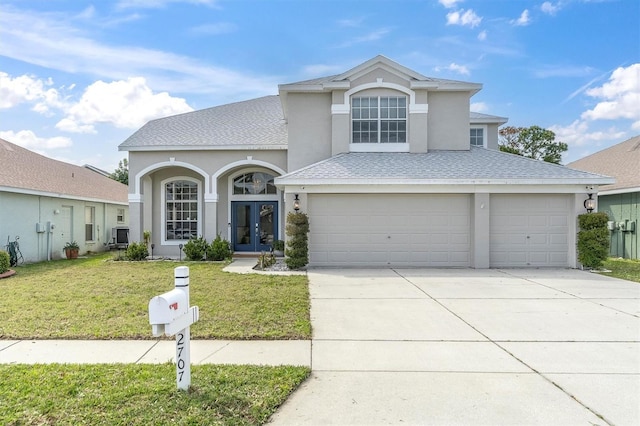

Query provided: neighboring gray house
[120,55,612,268]
[0,138,129,262]
[568,136,639,260]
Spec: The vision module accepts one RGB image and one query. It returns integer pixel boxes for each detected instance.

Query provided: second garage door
[490,194,571,267]
[308,194,470,267]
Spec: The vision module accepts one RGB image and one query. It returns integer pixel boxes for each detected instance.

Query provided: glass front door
[232,201,277,252]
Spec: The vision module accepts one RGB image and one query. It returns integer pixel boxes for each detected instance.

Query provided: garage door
[308,194,470,267]
[490,194,571,267]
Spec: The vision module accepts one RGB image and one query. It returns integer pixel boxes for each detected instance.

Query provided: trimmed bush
[577,212,610,269]
[125,242,149,261]
[183,236,208,261]
[285,212,309,270]
[0,250,10,273]
[207,234,232,261]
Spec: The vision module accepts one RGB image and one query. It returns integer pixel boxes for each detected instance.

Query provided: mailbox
[149,288,188,325]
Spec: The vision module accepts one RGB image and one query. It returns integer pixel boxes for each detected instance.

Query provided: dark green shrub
[125,242,149,261]
[272,240,285,251]
[183,236,208,261]
[207,234,232,261]
[0,250,10,273]
[285,212,309,270]
[577,212,610,269]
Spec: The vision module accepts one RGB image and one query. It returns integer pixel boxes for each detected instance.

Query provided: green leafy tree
[498,125,568,164]
[111,158,129,185]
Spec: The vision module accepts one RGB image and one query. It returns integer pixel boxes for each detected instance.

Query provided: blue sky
[1,0,638,172]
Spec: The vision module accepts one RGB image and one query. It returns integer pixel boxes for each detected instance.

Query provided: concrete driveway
[270,268,640,426]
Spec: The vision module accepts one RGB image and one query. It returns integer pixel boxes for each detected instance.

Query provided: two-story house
[119,55,612,268]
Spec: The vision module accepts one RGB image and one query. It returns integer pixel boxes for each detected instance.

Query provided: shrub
[207,234,232,261]
[0,250,10,273]
[272,240,285,251]
[256,252,276,270]
[183,236,208,261]
[285,212,309,270]
[125,242,149,261]
[577,212,610,269]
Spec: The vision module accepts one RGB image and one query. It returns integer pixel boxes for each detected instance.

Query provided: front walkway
[270,268,640,425]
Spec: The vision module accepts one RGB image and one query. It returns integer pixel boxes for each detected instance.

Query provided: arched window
[164,179,199,241]
[233,172,277,195]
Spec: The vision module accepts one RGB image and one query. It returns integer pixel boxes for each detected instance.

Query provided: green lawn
[0,254,311,425]
[602,257,640,283]
[0,253,311,340]
[0,363,310,425]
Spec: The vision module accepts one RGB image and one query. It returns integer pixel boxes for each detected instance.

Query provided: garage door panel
[309,194,470,267]
[490,194,570,268]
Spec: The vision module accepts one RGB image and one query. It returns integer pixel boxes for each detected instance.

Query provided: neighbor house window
[165,180,199,241]
[233,172,277,195]
[117,208,125,223]
[352,96,407,143]
[85,206,95,241]
[470,127,485,147]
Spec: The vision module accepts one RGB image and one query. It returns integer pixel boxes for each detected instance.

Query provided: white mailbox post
[149,266,199,390]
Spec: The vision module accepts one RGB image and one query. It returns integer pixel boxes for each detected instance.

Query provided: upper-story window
[352,96,407,143]
[470,127,485,147]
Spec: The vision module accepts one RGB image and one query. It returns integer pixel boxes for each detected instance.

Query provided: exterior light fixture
[584,193,595,213]
[179,243,183,261]
[293,194,300,212]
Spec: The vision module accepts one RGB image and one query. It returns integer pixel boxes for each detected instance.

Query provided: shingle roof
[276,148,613,185]
[0,138,128,203]
[567,135,640,192]
[119,95,286,150]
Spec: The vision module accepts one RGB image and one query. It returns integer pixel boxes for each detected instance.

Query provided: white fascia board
[1,186,128,205]
[409,81,441,90]
[278,183,596,194]
[470,116,508,124]
[598,186,640,196]
[122,144,288,152]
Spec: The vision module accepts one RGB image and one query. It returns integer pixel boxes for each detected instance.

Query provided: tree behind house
[111,158,129,185]
[499,126,568,164]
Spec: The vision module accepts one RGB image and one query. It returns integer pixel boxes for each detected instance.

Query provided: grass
[601,257,640,283]
[0,253,311,340]
[0,363,310,425]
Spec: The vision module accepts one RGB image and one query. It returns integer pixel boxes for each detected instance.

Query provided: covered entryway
[490,194,571,267]
[308,194,470,267]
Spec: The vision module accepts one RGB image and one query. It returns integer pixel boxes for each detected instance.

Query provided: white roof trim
[1,186,128,205]
[120,144,288,152]
[598,186,640,196]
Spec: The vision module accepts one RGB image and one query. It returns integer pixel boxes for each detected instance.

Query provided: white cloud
[447,63,470,75]
[471,102,488,112]
[541,1,561,15]
[477,30,487,41]
[581,64,640,128]
[549,120,626,148]
[439,0,462,8]
[512,10,531,26]
[0,129,73,150]
[0,72,63,111]
[446,9,482,28]
[116,0,216,9]
[56,77,194,133]
[0,6,277,99]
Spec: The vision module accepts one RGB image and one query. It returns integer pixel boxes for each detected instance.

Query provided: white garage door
[490,194,571,267]
[308,194,470,267]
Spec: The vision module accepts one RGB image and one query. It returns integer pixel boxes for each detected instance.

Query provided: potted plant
[272,239,285,257]
[64,241,79,259]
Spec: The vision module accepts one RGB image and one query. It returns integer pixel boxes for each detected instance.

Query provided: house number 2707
[176,332,186,382]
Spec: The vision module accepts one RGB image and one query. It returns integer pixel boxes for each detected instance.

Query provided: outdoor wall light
[293,194,300,212]
[584,193,595,213]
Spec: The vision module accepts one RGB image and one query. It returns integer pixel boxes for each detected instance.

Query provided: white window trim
[470,125,488,148]
[117,208,125,224]
[161,176,202,245]
[85,206,95,242]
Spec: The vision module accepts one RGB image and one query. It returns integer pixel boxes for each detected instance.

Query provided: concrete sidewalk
[0,339,311,366]
[269,267,640,426]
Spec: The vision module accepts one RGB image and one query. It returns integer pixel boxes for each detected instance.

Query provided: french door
[232,201,278,252]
